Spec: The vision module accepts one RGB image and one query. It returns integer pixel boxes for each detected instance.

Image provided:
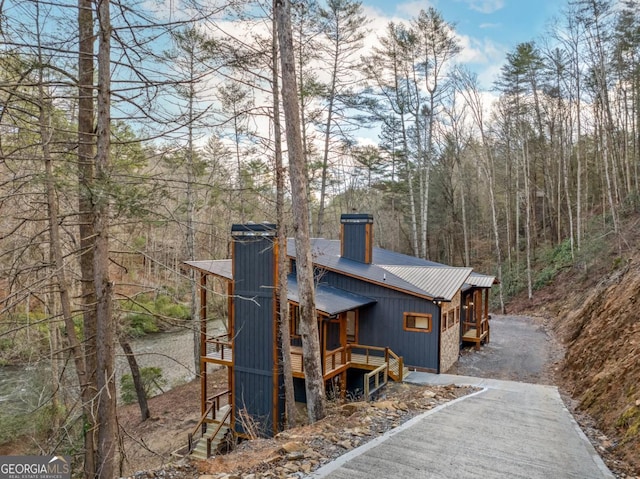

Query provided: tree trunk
[94,1,117,475]
[459,173,470,267]
[186,47,200,375]
[272,4,296,428]
[275,0,325,423]
[77,0,99,473]
[119,336,150,421]
[523,141,533,300]
[38,48,83,438]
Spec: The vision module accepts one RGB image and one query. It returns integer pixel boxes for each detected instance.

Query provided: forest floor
[116,370,475,478]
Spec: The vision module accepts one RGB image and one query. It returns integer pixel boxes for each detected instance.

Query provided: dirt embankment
[559,259,640,472]
[511,252,640,475]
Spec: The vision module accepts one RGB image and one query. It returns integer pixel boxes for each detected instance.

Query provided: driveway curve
[448,314,563,384]
[311,375,613,479]
[309,315,613,479]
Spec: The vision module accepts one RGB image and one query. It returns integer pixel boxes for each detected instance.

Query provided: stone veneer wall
[439,292,461,373]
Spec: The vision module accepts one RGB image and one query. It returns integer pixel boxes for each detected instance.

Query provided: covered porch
[461,287,491,350]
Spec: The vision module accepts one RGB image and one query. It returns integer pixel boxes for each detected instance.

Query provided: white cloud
[459,0,505,14]
[395,1,437,18]
[479,22,501,29]
[361,3,508,90]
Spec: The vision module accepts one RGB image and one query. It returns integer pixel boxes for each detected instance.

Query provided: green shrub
[120,366,167,404]
[534,266,556,290]
[121,293,190,336]
[127,313,160,337]
[533,238,575,290]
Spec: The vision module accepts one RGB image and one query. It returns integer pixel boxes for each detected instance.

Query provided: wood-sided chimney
[340,213,373,264]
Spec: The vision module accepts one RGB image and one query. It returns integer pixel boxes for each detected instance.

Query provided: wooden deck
[290,345,405,381]
[204,347,233,365]
[462,319,490,350]
[204,342,406,382]
[204,335,233,366]
[290,346,349,379]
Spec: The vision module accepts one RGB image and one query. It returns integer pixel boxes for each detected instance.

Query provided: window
[447,311,455,329]
[404,313,432,333]
[441,311,448,332]
[289,304,323,337]
[290,304,301,337]
[346,311,357,343]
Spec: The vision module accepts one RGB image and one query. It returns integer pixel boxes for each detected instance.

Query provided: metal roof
[379,265,473,301]
[308,251,441,299]
[291,238,454,268]
[287,274,376,315]
[288,238,486,301]
[466,272,497,288]
[183,238,493,302]
[183,260,232,280]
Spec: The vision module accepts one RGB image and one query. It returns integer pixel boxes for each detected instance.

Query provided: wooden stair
[189,404,232,460]
[190,424,230,460]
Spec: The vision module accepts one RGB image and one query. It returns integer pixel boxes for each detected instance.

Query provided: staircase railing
[363,363,388,400]
[205,406,232,458]
[187,389,231,454]
[346,344,404,381]
[187,400,215,454]
[385,348,404,381]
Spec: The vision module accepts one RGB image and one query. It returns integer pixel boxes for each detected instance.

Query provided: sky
[361,0,566,88]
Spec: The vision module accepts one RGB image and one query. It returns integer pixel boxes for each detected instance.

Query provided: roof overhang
[287,274,376,316]
[379,265,473,302]
[465,273,497,288]
[183,259,232,280]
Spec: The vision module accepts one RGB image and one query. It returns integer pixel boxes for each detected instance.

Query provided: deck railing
[348,344,404,381]
[290,343,403,381]
[462,316,489,338]
[324,346,346,374]
[207,389,232,421]
[462,312,490,350]
[205,334,233,362]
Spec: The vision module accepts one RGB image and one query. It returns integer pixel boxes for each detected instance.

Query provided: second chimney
[340,213,373,264]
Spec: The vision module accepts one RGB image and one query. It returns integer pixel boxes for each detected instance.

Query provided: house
[183,213,494,456]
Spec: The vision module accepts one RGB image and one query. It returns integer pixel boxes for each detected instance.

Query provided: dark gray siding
[320,271,441,371]
[325,321,341,351]
[232,226,282,435]
[234,369,273,435]
[341,213,372,264]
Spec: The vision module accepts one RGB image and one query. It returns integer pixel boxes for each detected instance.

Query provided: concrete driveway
[310,373,613,479]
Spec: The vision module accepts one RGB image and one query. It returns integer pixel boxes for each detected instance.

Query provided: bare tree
[275,0,325,423]
[315,0,369,236]
[453,67,506,312]
[272,1,296,428]
[93,0,117,476]
[77,0,101,473]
